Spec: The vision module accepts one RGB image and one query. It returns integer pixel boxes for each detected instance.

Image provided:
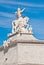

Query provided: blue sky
[0,0,44,45]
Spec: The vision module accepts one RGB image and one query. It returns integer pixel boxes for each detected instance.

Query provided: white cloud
[0,0,44,8]
[0,12,16,28]
[0,12,16,18]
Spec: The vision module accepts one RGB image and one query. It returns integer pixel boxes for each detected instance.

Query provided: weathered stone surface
[17,43,44,64]
[0,33,44,65]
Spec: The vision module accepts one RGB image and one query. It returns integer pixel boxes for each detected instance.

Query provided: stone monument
[0,8,44,65]
[12,8,31,34]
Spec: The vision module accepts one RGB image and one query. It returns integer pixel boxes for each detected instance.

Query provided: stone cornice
[18,63,44,65]
[16,40,44,44]
[0,39,44,51]
[8,32,33,38]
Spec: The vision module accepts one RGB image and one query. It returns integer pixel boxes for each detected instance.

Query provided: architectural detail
[0,8,44,65]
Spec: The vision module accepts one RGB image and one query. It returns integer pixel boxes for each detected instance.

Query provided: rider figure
[15,8,25,18]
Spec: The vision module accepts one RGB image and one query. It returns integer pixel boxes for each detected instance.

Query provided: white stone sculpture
[12,8,32,34]
[3,40,8,48]
[12,16,29,33]
[3,40,10,48]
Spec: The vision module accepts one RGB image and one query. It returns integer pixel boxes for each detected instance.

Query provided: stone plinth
[0,33,44,65]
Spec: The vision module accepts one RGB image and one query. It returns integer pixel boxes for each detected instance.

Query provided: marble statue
[12,8,32,34]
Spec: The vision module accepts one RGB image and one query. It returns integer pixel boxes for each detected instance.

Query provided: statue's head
[18,8,21,11]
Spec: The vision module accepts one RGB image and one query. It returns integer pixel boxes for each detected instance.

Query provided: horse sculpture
[12,16,29,33]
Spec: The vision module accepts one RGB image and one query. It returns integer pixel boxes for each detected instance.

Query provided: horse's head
[24,17,29,23]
